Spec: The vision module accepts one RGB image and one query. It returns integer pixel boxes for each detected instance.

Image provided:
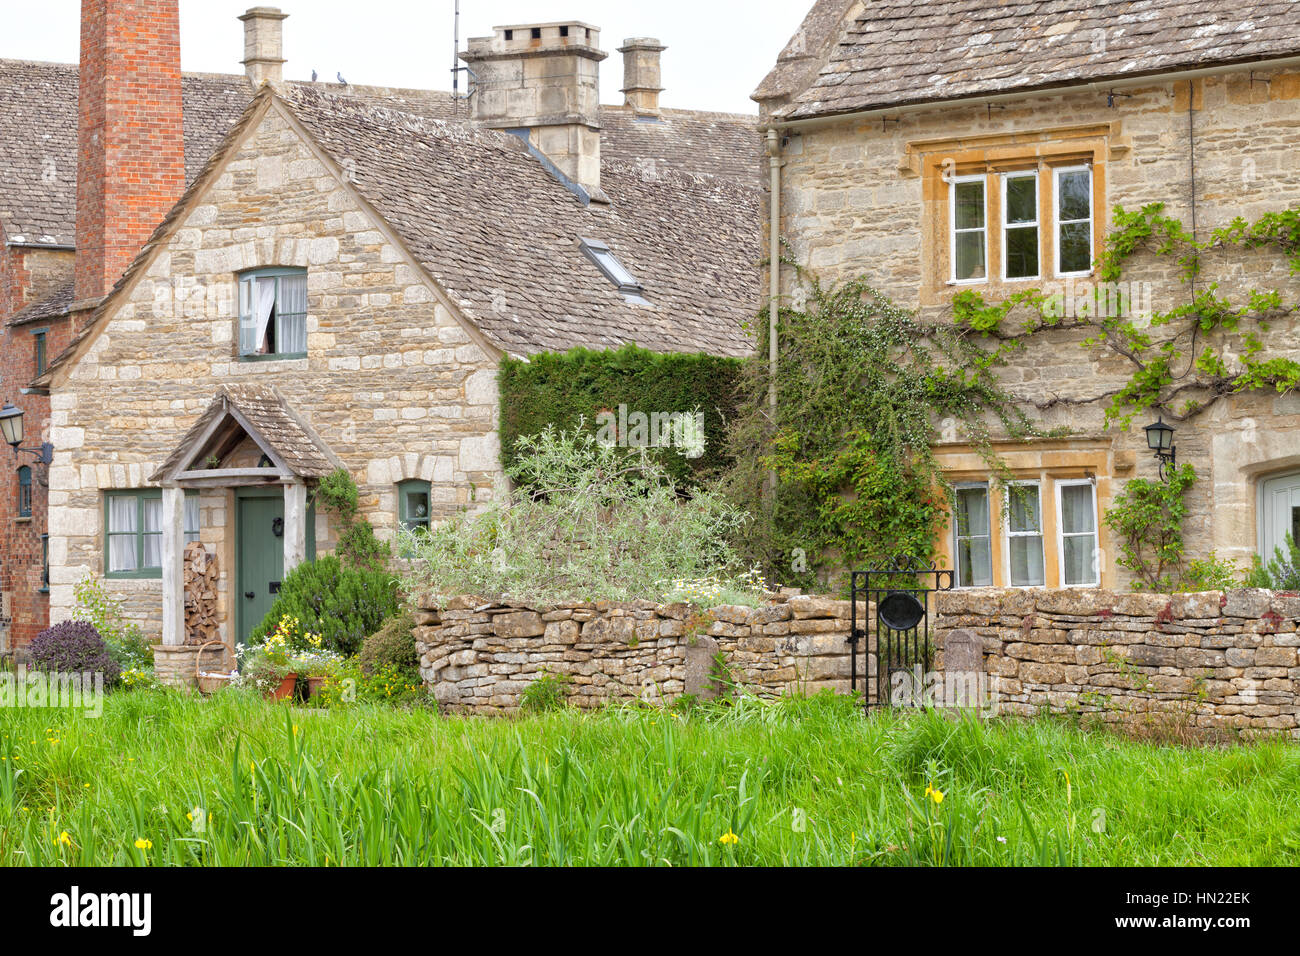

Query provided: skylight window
[580,238,647,303]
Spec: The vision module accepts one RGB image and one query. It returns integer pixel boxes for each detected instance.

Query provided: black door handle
[244,591,256,600]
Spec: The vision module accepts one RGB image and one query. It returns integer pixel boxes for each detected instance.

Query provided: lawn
[1,689,1297,866]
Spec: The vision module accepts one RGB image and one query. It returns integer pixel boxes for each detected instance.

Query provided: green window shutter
[33,332,47,377]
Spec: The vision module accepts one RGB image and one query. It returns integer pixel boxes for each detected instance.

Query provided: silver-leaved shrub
[403,425,752,606]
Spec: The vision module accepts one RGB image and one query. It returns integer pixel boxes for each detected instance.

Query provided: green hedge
[499,345,742,485]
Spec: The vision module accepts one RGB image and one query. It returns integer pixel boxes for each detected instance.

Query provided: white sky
[0,1,808,115]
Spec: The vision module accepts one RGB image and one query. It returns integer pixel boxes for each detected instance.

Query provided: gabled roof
[0,58,762,251]
[771,0,1300,121]
[32,83,760,389]
[283,86,759,358]
[150,384,342,484]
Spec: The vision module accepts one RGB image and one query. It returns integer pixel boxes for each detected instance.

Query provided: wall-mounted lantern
[0,402,54,465]
[1144,416,1176,482]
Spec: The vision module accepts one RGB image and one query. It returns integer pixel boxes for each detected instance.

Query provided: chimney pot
[240,6,289,89]
[618,38,666,114]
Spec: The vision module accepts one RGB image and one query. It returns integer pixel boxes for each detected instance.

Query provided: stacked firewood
[183,541,220,645]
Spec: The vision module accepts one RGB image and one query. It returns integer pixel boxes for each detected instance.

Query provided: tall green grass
[0,689,1296,866]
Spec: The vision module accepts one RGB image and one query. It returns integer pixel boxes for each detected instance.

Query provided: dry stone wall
[415,593,872,714]
[936,588,1300,737]
[418,588,1300,736]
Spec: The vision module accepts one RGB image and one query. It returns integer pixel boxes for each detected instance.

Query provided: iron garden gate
[849,556,954,709]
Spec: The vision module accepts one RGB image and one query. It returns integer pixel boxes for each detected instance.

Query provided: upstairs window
[1054,166,1094,277]
[238,268,307,360]
[17,466,32,519]
[944,164,1095,286]
[398,480,431,534]
[1002,172,1040,281]
[950,176,987,283]
[580,238,648,303]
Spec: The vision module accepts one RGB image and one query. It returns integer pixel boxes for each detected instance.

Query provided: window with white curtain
[1005,482,1045,587]
[105,491,201,577]
[1057,480,1099,586]
[238,268,308,358]
[954,484,993,587]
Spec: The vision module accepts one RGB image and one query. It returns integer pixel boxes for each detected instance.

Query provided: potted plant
[293,647,343,699]
[241,620,300,700]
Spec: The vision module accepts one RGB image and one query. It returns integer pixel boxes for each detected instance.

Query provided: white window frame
[1001,171,1041,282]
[953,481,994,589]
[1002,480,1046,588]
[949,174,988,285]
[1052,165,1094,278]
[1055,478,1100,587]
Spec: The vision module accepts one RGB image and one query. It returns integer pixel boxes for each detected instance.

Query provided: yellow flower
[134,838,152,851]
[718,829,739,846]
[925,784,945,805]
[56,831,72,847]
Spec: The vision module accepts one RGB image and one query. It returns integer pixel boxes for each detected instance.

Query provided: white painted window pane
[1009,487,1041,533]
[954,181,985,229]
[1060,485,1095,534]
[1010,536,1045,586]
[1063,535,1097,585]
[278,274,308,353]
[955,487,993,587]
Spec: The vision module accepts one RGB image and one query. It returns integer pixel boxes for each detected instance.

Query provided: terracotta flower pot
[306,675,327,698]
[268,673,298,700]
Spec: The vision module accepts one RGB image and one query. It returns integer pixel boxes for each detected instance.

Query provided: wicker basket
[195,641,236,695]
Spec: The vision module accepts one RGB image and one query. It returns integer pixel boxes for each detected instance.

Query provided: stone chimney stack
[619,38,666,115]
[461,22,607,200]
[76,0,186,305]
[240,7,288,88]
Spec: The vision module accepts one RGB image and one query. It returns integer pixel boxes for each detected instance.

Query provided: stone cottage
[758,0,1300,591]
[0,2,760,656]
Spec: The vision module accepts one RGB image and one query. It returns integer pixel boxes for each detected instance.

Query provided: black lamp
[1144,416,1176,482]
[0,402,54,465]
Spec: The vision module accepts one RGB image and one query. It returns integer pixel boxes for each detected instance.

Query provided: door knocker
[272,517,284,538]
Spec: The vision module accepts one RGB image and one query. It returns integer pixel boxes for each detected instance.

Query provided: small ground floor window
[104,491,200,578]
[1258,471,1300,561]
[950,476,1099,589]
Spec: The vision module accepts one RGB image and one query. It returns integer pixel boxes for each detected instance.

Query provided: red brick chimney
[75,0,186,305]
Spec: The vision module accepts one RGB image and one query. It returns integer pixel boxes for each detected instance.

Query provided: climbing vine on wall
[953,203,1300,429]
[730,203,1300,593]
[725,265,1050,592]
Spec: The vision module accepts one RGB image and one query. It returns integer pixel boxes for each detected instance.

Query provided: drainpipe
[766,128,783,496]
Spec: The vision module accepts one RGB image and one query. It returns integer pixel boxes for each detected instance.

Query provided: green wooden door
[237,493,284,645]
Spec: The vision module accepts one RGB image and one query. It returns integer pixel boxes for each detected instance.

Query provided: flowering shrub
[659,566,774,608]
[406,425,751,606]
[29,621,121,686]
[71,576,151,670]
[307,658,427,708]
[358,613,417,676]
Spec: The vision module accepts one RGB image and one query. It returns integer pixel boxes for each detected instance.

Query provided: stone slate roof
[0,58,761,250]
[8,279,73,328]
[151,384,341,482]
[284,86,759,357]
[774,0,1300,120]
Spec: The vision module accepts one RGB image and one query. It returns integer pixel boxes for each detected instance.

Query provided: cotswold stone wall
[936,589,1300,737]
[419,588,1300,736]
[415,594,871,714]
